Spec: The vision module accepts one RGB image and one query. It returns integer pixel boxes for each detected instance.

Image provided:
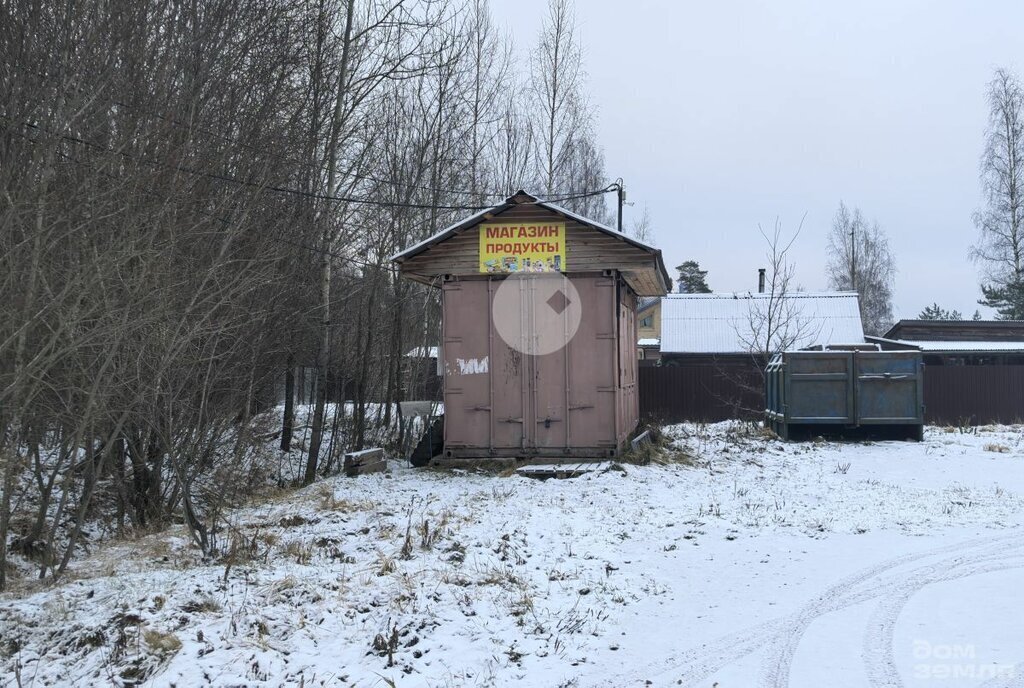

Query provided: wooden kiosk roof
[391,191,671,296]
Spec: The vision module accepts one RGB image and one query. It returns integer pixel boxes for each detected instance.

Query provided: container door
[442,280,491,450]
[855,352,923,424]
[786,352,854,424]
[530,275,572,452]
[488,278,527,451]
[564,276,618,453]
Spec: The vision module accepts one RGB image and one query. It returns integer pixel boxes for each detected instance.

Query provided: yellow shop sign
[479,222,566,273]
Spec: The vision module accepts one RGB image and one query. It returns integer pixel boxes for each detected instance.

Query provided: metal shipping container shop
[392,191,671,461]
[765,349,925,440]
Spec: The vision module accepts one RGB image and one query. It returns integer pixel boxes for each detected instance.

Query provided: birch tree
[531,0,584,196]
[973,68,1024,319]
[826,201,896,336]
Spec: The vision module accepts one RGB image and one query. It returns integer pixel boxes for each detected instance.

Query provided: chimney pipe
[758,268,766,293]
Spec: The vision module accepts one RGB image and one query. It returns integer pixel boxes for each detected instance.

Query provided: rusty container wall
[440,273,633,459]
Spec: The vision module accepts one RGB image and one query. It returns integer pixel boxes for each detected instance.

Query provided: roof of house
[390,191,672,294]
[659,292,865,354]
[638,296,660,312]
[866,336,1024,353]
[884,319,1024,341]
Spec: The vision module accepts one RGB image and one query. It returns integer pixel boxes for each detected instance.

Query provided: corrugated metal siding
[638,362,764,423]
[660,292,865,354]
[637,362,1024,426]
[924,366,1024,424]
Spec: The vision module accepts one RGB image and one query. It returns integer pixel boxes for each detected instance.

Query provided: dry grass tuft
[316,483,375,512]
[984,443,1012,454]
[282,540,313,565]
[376,552,396,576]
[181,597,222,614]
[142,628,182,654]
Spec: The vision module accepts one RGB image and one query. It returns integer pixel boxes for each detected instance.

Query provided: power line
[4,116,496,209]
[8,125,395,271]
[6,115,618,216]
[4,58,614,205]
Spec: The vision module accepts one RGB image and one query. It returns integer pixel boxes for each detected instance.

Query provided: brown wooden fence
[923,365,1024,425]
[639,363,1024,426]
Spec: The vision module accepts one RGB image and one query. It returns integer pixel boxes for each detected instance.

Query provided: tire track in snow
[977,661,1024,687]
[760,531,1024,688]
[861,542,1024,688]
[589,530,1024,688]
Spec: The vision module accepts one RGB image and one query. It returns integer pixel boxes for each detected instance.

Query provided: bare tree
[0,0,626,589]
[710,220,819,420]
[465,0,512,197]
[628,206,655,245]
[494,93,534,194]
[826,201,896,336]
[973,68,1024,319]
[531,0,584,196]
[743,220,820,358]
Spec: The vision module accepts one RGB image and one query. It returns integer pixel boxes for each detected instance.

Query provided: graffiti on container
[452,357,488,375]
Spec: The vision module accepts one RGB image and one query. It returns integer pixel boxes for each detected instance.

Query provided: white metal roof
[659,292,865,354]
[876,339,1024,352]
[637,338,660,347]
[637,296,659,311]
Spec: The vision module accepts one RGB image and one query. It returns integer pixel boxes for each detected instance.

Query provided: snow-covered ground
[3,422,1024,687]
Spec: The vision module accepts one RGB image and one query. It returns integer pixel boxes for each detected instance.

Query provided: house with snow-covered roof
[658,291,865,365]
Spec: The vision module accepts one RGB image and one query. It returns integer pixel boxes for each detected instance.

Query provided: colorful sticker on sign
[479,222,566,273]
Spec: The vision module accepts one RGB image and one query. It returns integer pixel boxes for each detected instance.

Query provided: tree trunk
[305,0,355,485]
[281,354,295,451]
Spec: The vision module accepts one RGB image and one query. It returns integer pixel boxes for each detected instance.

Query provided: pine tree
[918,303,963,320]
[675,260,711,293]
[979,281,1024,319]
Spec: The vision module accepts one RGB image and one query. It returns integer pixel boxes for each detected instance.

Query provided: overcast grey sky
[491,0,1024,319]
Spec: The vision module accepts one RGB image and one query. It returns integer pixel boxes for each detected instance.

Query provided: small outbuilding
[392,191,670,462]
[868,319,1024,366]
[658,291,866,364]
